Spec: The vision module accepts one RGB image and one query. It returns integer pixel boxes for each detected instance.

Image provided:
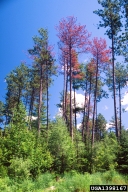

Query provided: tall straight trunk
[92,58,98,146]
[69,45,73,141]
[86,75,92,138]
[112,34,118,139]
[82,80,87,141]
[38,65,43,136]
[63,59,66,120]
[29,87,35,130]
[29,87,35,115]
[46,65,49,130]
[119,82,122,137]
[74,86,77,129]
[92,99,96,145]
[95,100,99,140]
[65,60,68,125]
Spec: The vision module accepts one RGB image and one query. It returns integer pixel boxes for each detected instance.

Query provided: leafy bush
[48,118,76,173]
[117,130,128,174]
[92,133,119,172]
[8,158,32,180]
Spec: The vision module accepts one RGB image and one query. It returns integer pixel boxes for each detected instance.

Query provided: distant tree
[96,113,107,140]
[4,63,29,124]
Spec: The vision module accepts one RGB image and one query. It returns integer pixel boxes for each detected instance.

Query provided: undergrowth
[0,170,127,192]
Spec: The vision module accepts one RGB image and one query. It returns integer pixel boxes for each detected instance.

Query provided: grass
[0,170,127,192]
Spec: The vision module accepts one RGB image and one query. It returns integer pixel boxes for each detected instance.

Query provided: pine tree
[94,0,122,139]
[106,62,128,137]
[28,28,56,135]
[96,113,107,140]
[48,118,75,173]
[89,37,110,144]
[117,129,128,174]
[56,16,90,141]
[4,63,29,124]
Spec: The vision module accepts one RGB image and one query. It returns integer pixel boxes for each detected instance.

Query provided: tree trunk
[112,34,118,139]
[119,82,122,137]
[63,58,66,120]
[29,87,35,130]
[65,59,68,126]
[74,86,77,129]
[69,45,73,141]
[82,80,87,141]
[86,75,92,140]
[46,71,49,131]
[92,57,98,146]
[38,65,43,136]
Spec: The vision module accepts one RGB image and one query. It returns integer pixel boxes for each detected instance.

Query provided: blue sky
[0,0,128,128]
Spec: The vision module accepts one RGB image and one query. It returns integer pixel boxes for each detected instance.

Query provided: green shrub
[8,158,32,180]
[92,134,118,172]
[0,165,7,177]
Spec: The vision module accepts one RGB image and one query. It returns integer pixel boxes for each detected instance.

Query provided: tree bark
[92,57,98,146]
[112,34,118,139]
[69,45,73,141]
[86,75,92,140]
[63,58,66,120]
[74,86,77,129]
[38,65,43,136]
[82,80,87,141]
[46,62,49,131]
[65,59,68,127]
[119,82,122,137]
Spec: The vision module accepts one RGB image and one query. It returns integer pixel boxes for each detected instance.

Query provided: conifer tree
[106,62,128,136]
[94,0,122,139]
[56,16,90,141]
[28,28,56,135]
[89,37,110,144]
[4,63,29,124]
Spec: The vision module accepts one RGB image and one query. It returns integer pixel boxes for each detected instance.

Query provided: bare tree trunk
[69,45,73,141]
[63,58,66,120]
[74,86,77,129]
[92,58,98,146]
[46,66,49,131]
[65,59,68,126]
[112,34,118,139]
[82,81,87,141]
[29,87,35,130]
[38,65,43,136]
[119,82,122,137]
[86,75,92,139]
[92,98,95,146]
